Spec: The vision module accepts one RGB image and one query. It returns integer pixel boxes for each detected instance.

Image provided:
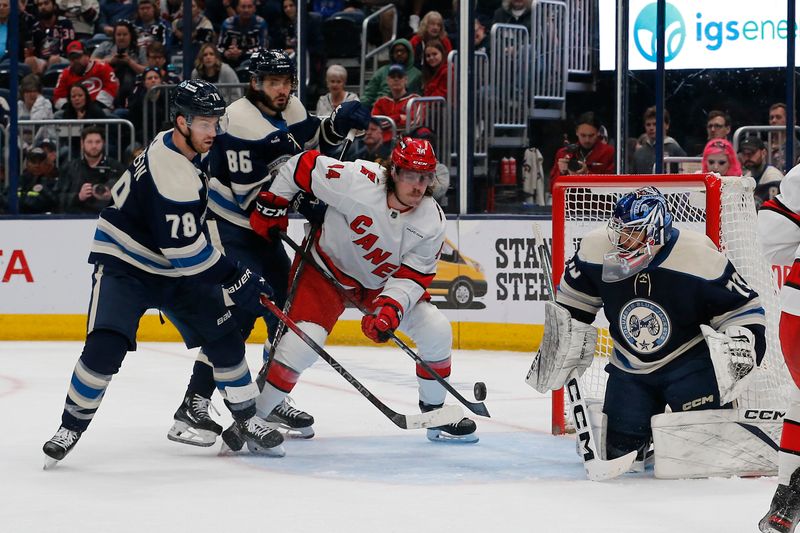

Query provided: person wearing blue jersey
[166,49,371,446]
[542,187,766,465]
[42,80,286,468]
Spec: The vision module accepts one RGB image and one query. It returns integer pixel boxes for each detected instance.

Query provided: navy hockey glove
[250,190,289,242]
[292,192,328,226]
[361,296,403,343]
[223,265,274,316]
[330,101,371,138]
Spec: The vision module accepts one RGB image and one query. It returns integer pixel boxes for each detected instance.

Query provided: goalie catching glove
[361,296,403,343]
[700,324,758,405]
[526,301,597,393]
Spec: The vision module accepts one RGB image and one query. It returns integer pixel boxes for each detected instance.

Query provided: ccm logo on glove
[250,191,290,241]
[361,296,403,343]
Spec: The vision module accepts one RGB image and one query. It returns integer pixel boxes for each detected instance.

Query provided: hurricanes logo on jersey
[619,298,671,353]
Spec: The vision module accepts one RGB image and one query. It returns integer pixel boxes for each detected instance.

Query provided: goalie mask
[603,187,673,282]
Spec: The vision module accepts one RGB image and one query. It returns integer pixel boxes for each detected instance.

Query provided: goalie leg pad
[526,301,598,393]
[652,409,782,479]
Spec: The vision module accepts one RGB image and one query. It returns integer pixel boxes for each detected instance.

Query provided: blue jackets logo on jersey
[619,298,671,353]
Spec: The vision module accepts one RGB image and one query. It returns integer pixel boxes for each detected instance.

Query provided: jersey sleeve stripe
[293,150,320,193]
[394,264,435,289]
[167,243,219,269]
[556,279,603,314]
[94,229,171,269]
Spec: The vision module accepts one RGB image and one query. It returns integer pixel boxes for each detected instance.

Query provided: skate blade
[43,455,60,470]
[426,429,479,444]
[167,422,217,447]
[246,441,286,457]
[266,421,315,439]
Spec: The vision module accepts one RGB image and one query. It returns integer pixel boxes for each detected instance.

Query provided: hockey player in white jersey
[758,166,800,533]
[167,49,371,446]
[531,186,765,468]
[243,137,477,444]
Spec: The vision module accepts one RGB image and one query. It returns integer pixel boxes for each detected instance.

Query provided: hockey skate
[420,402,479,443]
[43,426,82,469]
[219,416,285,457]
[760,470,800,533]
[167,394,223,447]
[265,397,315,439]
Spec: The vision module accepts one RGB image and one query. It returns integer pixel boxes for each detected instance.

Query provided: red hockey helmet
[391,137,437,172]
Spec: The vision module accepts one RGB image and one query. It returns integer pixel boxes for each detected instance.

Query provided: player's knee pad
[273,321,327,373]
[80,329,129,375]
[401,302,452,360]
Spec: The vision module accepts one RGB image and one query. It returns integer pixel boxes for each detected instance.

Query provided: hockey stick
[532,223,636,481]
[258,295,465,430]
[277,231,491,418]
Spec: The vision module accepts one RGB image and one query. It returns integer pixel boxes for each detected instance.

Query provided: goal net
[549,174,789,435]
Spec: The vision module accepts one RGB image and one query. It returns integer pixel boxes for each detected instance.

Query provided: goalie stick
[277,231,491,418]
[258,295,464,430]
[532,223,636,481]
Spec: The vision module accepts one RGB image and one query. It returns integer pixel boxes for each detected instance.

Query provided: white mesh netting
[555,176,790,414]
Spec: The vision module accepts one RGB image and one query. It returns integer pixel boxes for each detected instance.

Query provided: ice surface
[0,341,775,532]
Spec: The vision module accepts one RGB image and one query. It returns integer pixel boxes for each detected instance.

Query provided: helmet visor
[187,113,229,135]
[395,168,435,186]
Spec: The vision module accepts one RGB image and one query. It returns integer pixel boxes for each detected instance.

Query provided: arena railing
[359,4,397,96]
[566,0,595,77]
[404,96,448,163]
[5,118,136,169]
[530,0,569,119]
[446,50,489,175]
[142,83,247,145]
[371,114,397,142]
[489,23,531,148]
[732,125,800,169]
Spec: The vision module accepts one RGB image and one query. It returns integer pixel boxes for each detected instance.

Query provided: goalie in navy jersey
[42,80,286,468]
[538,187,766,465]
[166,49,371,446]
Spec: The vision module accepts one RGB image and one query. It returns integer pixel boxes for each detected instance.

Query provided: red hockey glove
[361,296,403,343]
[250,191,289,242]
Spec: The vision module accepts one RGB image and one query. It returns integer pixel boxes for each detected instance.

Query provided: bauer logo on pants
[619,298,671,354]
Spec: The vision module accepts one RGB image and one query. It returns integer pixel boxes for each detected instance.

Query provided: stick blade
[584,451,637,481]
[398,404,465,430]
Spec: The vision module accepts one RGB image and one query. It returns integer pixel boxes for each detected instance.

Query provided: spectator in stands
[192,41,237,83]
[493,0,531,27]
[171,0,215,50]
[18,74,55,151]
[409,10,452,70]
[706,109,731,141]
[474,14,491,57]
[371,64,420,141]
[55,82,111,160]
[270,0,323,91]
[0,0,9,61]
[345,116,391,164]
[421,39,448,98]
[160,0,183,23]
[738,136,784,208]
[145,41,180,83]
[53,41,119,109]
[701,138,741,176]
[58,126,126,214]
[632,106,686,174]
[550,111,615,182]
[361,38,422,108]
[134,0,171,51]
[8,0,37,62]
[217,0,268,68]
[127,66,169,143]
[93,20,146,108]
[768,102,800,172]
[316,64,359,117]
[25,0,75,75]
[15,147,60,213]
[55,0,98,40]
[312,0,344,19]
[98,0,137,36]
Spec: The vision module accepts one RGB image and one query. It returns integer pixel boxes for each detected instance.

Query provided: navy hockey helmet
[247,49,297,88]
[169,79,227,130]
[607,186,673,253]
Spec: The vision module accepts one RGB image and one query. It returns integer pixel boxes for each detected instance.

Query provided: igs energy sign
[599,0,800,70]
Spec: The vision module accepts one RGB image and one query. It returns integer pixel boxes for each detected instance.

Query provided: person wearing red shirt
[422,39,448,98]
[550,111,615,184]
[409,10,452,70]
[53,40,120,110]
[371,64,420,142]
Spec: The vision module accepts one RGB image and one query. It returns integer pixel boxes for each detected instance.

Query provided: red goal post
[549,173,788,435]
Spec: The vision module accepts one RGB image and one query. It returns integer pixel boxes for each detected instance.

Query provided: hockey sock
[185,355,216,399]
[779,389,800,485]
[416,355,451,406]
[62,330,128,432]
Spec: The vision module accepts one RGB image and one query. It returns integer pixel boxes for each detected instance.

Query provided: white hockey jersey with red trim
[759,165,800,316]
[269,150,447,313]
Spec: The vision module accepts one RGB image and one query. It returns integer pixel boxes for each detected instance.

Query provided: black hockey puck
[473,381,487,401]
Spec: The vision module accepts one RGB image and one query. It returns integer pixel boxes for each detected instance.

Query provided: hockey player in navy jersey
[532,187,766,466]
[42,80,285,468]
[166,49,371,446]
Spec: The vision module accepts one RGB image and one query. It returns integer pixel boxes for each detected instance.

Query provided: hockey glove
[701,324,757,405]
[223,264,274,316]
[361,296,403,343]
[292,191,328,226]
[250,190,290,242]
[330,101,371,138]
